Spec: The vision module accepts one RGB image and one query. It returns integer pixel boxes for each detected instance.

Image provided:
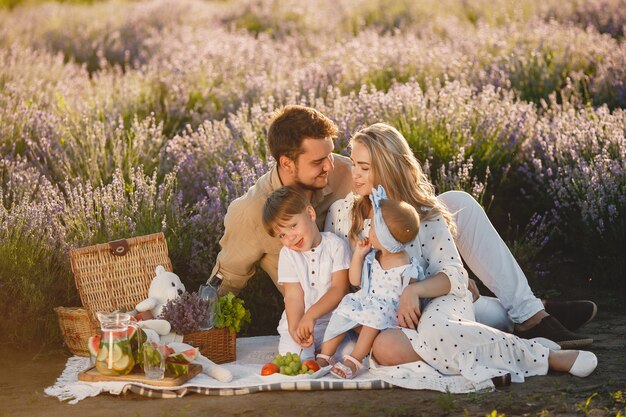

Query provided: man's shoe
[514,315,593,349]
[491,373,511,387]
[544,300,597,331]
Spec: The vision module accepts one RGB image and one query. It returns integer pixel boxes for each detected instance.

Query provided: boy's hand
[300,335,313,348]
[296,313,315,346]
[288,327,303,345]
[354,238,372,258]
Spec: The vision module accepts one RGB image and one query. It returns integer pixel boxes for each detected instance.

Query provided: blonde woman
[324,123,597,383]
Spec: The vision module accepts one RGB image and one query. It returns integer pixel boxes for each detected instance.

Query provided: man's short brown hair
[267,105,339,162]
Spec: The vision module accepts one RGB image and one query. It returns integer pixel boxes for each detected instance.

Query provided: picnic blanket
[45,336,494,403]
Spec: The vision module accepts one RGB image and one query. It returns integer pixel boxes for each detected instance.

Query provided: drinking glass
[142,342,167,380]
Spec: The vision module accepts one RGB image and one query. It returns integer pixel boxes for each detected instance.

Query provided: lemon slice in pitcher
[112,354,130,372]
[96,345,108,362]
[110,344,123,362]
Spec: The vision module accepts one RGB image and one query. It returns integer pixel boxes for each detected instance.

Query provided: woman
[324,123,596,384]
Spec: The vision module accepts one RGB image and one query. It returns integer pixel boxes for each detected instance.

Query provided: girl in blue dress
[317,185,424,379]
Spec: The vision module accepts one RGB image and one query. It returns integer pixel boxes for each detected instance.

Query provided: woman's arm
[397,273,452,330]
[421,215,468,297]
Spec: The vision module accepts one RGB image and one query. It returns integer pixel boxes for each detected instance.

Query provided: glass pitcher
[95,312,138,376]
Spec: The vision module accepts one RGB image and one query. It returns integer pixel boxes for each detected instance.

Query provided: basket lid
[70,232,173,318]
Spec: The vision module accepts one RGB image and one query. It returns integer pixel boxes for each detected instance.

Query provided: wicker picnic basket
[54,306,98,356]
[61,232,236,362]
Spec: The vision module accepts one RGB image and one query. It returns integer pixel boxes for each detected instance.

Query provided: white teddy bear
[134,265,185,336]
[134,265,233,383]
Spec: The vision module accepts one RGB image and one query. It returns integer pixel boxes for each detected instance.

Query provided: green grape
[307,370,314,374]
[280,365,287,374]
[301,364,308,373]
[292,354,301,363]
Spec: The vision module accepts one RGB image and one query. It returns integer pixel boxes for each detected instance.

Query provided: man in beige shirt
[208,105,596,349]
[210,105,353,295]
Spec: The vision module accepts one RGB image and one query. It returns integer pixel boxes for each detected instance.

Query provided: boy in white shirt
[262,185,355,360]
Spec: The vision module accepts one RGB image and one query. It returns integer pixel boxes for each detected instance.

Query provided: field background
[0,0,624,348]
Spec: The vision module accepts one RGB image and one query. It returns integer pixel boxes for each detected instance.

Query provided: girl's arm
[283,282,306,343]
[348,238,371,287]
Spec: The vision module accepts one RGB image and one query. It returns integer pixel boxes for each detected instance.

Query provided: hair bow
[370,185,404,253]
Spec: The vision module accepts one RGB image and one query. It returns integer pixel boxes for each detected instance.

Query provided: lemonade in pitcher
[95,312,136,376]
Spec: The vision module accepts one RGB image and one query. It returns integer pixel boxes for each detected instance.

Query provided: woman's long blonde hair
[349,123,456,243]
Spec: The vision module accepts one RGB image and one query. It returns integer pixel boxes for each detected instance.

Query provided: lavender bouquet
[159,291,209,334]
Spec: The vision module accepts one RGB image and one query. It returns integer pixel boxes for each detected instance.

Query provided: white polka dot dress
[401,294,550,383]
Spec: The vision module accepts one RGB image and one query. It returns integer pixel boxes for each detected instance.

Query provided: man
[208,105,596,348]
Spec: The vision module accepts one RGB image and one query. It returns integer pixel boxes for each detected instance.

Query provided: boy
[262,185,354,359]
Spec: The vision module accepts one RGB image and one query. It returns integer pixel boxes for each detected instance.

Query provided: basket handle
[109,239,130,256]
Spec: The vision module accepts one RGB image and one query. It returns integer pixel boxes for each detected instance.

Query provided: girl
[317,185,425,379]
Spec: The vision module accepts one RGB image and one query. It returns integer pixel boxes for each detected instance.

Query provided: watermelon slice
[165,359,189,376]
[167,347,199,364]
[88,335,101,357]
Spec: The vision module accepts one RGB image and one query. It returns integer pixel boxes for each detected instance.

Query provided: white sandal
[315,353,336,367]
[330,355,363,379]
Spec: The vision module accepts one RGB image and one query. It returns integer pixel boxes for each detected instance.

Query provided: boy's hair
[379,199,420,244]
[267,105,339,162]
[262,185,311,237]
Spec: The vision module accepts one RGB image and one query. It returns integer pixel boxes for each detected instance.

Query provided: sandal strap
[330,361,355,379]
[316,353,336,366]
[343,355,364,371]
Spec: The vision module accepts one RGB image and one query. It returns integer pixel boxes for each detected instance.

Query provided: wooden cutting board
[78,364,203,387]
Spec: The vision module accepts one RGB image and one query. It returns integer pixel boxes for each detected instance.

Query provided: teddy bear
[134,265,185,336]
[134,265,233,382]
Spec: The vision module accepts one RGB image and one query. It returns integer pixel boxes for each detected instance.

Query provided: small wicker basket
[183,327,236,364]
[54,307,98,357]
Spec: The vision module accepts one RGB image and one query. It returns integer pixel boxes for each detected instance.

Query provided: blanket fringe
[44,356,100,404]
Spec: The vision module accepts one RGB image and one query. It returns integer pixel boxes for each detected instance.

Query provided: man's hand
[468,278,480,302]
[397,285,422,329]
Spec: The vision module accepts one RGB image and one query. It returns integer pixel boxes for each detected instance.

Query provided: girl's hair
[378,199,420,245]
[349,123,456,244]
[262,185,310,237]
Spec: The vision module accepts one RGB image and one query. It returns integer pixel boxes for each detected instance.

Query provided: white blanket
[45,336,494,403]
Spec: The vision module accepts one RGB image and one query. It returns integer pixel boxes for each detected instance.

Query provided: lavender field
[0,0,624,346]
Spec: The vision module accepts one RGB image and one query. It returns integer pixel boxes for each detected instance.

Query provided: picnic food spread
[260,352,321,376]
